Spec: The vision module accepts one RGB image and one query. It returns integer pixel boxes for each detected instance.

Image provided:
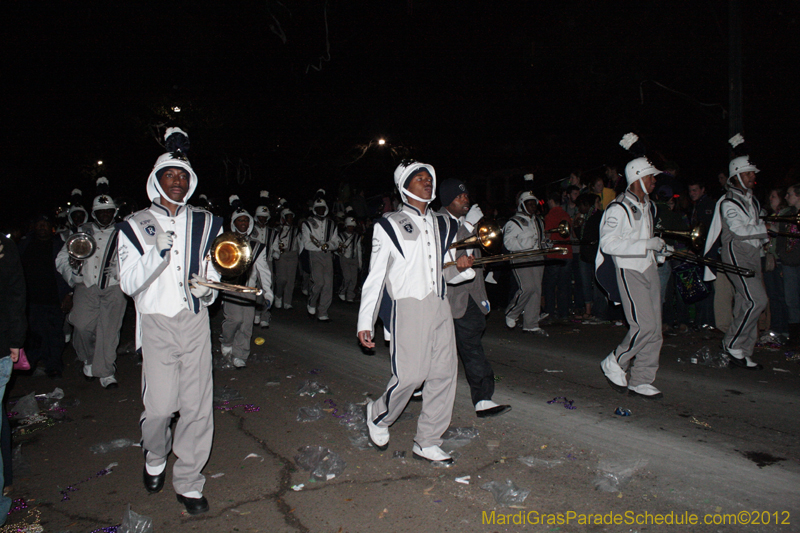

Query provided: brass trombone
[665,249,755,277]
[448,218,503,254]
[761,213,800,224]
[444,246,568,268]
[547,220,571,238]
[196,232,264,295]
[656,223,705,252]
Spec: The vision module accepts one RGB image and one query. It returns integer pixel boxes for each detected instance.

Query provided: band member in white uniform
[250,192,274,328]
[272,208,300,309]
[56,178,126,388]
[358,160,474,465]
[703,134,768,370]
[117,128,223,515]
[503,191,549,335]
[596,135,667,399]
[337,217,362,302]
[220,200,273,368]
[302,198,340,321]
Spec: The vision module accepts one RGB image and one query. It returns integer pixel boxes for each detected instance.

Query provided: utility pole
[729,0,743,139]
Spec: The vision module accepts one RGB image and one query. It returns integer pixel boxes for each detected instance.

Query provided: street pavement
[5,298,800,533]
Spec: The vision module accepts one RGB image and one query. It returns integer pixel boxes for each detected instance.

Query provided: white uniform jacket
[595,191,658,303]
[117,200,223,319]
[503,212,546,252]
[271,224,301,260]
[336,231,363,268]
[702,186,768,281]
[357,204,474,335]
[56,222,120,289]
[248,237,275,304]
[301,216,341,253]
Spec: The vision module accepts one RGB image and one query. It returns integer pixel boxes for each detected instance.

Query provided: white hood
[146,153,198,206]
[230,210,255,236]
[393,160,437,205]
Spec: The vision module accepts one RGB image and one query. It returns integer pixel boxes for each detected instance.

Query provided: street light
[97,160,103,166]
[378,138,386,146]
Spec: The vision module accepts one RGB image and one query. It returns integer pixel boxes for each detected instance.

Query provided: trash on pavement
[119,504,153,533]
[298,380,330,397]
[689,346,730,368]
[13,392,39,419]
[90,438,136,454]
[294,445,346,480]
[481,479,531,506]
[593,458,647,492]
[441,427,479,451]
[455,475,471,484]
[518,456,563,468]
[297,405,325,422]
[547,396,576,409]
[614,407,632,416]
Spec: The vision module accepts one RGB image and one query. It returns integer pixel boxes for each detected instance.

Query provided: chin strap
[154,180,187,207]
[402,188,434,204]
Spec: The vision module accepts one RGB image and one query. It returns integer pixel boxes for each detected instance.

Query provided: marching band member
[337,217,362,303]
[358,160,474,465]
[251,191,274,328]
[596,133,666,399]
[56,178,126,388]
[702,135,768,370]
[301,197,340,321]
[503,191,549,336]
[438,178,511,418]
[271,208,300,309]
[117,128,223,515]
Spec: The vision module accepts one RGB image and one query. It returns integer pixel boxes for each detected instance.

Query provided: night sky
[2,0,798,229]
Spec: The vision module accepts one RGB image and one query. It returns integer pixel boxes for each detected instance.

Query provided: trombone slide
[195,280,263,296]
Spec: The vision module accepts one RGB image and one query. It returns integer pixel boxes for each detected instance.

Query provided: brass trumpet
[547,220,571,238]
[66,232,97,274]
[656,222,705,252]
[310,235,329,252]
[197,232,263,295]
[448,218,503,254]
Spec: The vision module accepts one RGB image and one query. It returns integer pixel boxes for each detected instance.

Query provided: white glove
[156,232,174,257]
[646,237,666,251]
[189,274,212,299]
[465,204,484,226]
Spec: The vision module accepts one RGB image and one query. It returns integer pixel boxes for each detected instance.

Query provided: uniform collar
[624,190,649,207]
[402,203,427,218]
[151,198,185,217]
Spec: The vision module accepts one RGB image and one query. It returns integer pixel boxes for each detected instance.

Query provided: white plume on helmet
[146,127,198,206]
[393,160,437,204]
[313,198,329,217]
[517,191,539,215]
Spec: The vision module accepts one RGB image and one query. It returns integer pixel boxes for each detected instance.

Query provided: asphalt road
[6,297,800,533]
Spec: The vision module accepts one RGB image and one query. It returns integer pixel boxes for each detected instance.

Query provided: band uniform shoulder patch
[145,225,157,236]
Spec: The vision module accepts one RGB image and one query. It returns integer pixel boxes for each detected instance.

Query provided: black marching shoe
[176,493,210,515]
[143,467,165,494]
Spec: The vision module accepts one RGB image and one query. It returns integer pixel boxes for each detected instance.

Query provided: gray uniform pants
[339,257,359,301]
[613,264,663,387]
[69,284,127,378]
[505,262,544,329]
[309,251,334,316]
[722,242,767,357]
[370,293,457,448]
[140,309,214,495]
[221,293,257,360]
[274,251,299,306]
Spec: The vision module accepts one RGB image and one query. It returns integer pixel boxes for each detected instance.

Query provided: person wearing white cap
[301,197,341,321]
[116,128,223,515]
[702,134,768,370]
[357,160,475,465]
[220,198,273,368]
[56,178,126,389]
[250,192,274,328]
[271,208,300,309]
[337,217,362,302]
[503,190,549,335]
[596,133,667,399]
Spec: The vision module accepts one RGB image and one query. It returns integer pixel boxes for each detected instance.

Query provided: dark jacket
[777,207,800,267]
[18,233,72,304]
[0,235,27,357]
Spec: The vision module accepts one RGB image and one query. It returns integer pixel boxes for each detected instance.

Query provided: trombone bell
[448,218,503,254]
[547,220,571,238]
[210,232,253,278]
